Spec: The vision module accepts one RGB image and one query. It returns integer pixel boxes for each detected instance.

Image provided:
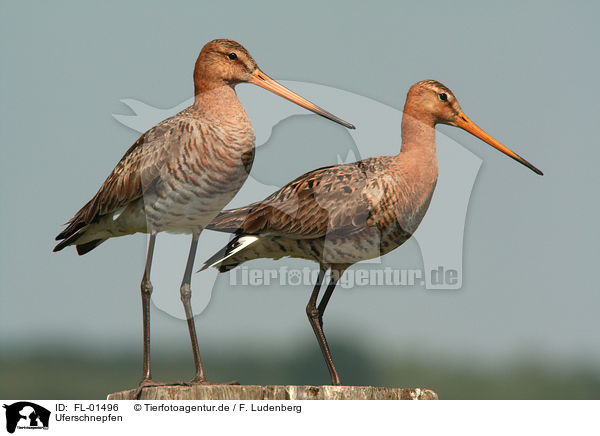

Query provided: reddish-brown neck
[399,100,437,155]
[194,63,228,96]
[195,78,227,96]
[192,85,246,121]
[394,101,439,189]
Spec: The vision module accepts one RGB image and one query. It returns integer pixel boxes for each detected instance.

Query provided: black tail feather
[53,228,85,252]
[53,226,105,255]
[55,220,86,241]
[200,235,243,272]
[75,239,106,255]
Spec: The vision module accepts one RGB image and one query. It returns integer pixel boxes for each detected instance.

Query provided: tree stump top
[107,385,438,400]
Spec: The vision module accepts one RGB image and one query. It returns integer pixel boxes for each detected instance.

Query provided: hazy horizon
[1,1,598,398]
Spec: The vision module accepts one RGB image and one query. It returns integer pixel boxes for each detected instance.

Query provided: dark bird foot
[187,376,240,386]
[133,378,189,399]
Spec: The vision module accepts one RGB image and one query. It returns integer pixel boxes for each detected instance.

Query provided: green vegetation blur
[2,342,599,399]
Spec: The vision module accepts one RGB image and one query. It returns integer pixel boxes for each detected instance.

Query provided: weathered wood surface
[107,385,438,400]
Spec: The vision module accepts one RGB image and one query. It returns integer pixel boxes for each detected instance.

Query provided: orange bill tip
[249,69,355,130]
[455,112,543,176]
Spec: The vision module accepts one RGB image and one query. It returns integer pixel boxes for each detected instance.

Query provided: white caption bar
[1,400,597,435]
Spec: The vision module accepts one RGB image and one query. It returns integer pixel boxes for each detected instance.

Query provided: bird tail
[200,235,259,272]
[53,197,98,254]
[53,225,107,255]
[201,204,263,270]
[75,238,107,255]
[205,204,259,233]
[53,208,108,256]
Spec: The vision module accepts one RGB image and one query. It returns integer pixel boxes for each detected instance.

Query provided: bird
[53,39,355,392]
[201,80,543,386]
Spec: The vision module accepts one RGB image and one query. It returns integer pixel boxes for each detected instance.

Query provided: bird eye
[228,53,238,61]
[439,93,448,102]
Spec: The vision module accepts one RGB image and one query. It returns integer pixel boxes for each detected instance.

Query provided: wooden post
[107,385,438,400]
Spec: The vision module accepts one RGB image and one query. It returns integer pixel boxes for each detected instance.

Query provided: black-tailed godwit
[53,39,354,392]
[202,80,542,385]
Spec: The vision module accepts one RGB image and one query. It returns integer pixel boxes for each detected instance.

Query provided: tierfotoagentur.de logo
[3,402,50,434]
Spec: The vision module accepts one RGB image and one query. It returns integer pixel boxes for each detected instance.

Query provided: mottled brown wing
[55,115,191,242]
[208,157,398,238]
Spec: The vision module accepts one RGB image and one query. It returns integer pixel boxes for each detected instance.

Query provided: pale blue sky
[1,1,598,370]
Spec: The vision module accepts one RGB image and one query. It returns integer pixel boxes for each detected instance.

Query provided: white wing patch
[112,207,126,221]
[206,235,259,269]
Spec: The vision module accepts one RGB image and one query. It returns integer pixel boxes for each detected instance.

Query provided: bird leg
[140,233,156,383]
[306,267,342,386]
[135,233,187,399]
[180,232,207,383]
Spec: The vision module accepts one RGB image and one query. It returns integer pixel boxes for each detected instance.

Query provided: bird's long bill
[249,69,355,129]
[455,112,543,175]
